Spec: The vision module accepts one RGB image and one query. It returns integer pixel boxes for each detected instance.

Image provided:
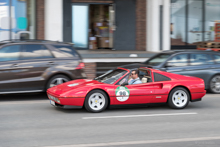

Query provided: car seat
[141,77,148,83]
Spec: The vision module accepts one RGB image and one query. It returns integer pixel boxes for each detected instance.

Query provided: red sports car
[47,66,206,113]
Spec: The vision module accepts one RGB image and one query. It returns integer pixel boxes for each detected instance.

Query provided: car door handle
[47,61,55,65]
[11,64,19,67]
[167,70,184,72]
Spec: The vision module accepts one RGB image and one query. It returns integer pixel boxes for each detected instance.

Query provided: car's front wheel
[84,90,108,113]
[168,87,190,109]
[209,75,220,94]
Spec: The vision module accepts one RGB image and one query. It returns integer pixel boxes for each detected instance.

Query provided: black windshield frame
[94,68,129,84]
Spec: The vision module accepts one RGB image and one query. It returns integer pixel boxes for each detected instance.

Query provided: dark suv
[0,40,86,94]
[122,50,220,93]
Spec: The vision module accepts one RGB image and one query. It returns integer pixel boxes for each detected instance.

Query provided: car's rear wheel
[84,90,108,113]
[46,75,70,89]
[209,75,220,94]
[168,87,190,109]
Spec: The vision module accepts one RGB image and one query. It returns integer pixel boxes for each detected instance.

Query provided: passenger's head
[131,70,139,79]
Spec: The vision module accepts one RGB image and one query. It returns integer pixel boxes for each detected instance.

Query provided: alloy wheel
[172,90,188,108]
[210,75,220,93]
[49,77,69,88]
[88,93,106,111]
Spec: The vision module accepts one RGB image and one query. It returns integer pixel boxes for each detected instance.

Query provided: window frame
[20,44,55,60]
[189,53,214,66]
[212,54,220,64]
[50,44,80,59]
[0,44,22,62]
[164,53,190,67]
[153,72,171,82]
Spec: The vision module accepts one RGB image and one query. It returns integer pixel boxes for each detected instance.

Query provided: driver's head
[131,70,139,79]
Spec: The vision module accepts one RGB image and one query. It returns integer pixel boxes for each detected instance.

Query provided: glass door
[72,4,89,49]
[187,0,203,45]
[170,0,203,49]
[170,0,187,46]
[205,0,220,42]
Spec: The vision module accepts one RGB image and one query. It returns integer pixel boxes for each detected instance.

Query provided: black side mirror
[121,82,128,86]
[165,62,173,68]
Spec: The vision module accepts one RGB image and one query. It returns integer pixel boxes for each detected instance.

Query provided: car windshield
[144,54,172,66]
[94,69,127,84]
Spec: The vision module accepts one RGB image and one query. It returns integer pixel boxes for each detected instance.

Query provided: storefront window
[171,0,220,48]
[205,0,220,42]
[170,0,186,45]
[188,0,203,45]
[72,5,89,49]
[0,0,36,41]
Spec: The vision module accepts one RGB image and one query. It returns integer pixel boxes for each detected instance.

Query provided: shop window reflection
[0,0,36,41]
[170,0,186,45]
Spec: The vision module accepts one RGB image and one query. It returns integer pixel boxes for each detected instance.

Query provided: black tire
[84,90,109,113]
[46,75,70,90]
[209,75,220,94]
[168,87,190,109]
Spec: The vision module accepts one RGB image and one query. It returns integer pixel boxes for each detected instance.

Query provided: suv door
[49,44,84,79]
[0,45,22,93]
[165,53,214,88]
[184,53,214,88]
[18,44,55,91]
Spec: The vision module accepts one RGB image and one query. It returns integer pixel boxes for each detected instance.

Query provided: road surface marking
[44,136,220,147]
[82,112,197,119]
[0,100,48,105]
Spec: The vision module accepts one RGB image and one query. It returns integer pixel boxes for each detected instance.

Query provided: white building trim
[163,0,170,51]
[147,0,170,52]
[45,0,63,42]
[83,58,148,63]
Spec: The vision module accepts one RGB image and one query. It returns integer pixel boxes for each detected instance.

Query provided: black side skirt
[191,98,202,102]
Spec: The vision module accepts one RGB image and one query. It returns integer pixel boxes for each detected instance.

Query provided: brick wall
[72,0,113,3]
[136,0,146,51]
[84,63,97,79]
[36,0,45,40]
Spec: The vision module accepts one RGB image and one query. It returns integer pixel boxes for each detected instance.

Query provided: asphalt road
[0,93,220,147]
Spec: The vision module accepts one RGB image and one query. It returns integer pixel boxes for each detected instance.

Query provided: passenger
[128,70,142,85]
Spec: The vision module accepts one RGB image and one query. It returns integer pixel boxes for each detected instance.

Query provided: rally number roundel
[115,86,130,102]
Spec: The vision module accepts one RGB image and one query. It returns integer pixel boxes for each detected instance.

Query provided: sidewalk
[78,50,157,62]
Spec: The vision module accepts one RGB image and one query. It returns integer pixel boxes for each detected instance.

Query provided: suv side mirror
[165,62,173,68]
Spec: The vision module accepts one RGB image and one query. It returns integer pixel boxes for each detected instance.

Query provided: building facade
[1,0,220,51]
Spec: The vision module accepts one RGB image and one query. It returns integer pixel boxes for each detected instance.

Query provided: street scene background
[1,0,220,147]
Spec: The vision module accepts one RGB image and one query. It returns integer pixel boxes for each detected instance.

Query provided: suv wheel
[209,75,220,94]
[46,75,70,89]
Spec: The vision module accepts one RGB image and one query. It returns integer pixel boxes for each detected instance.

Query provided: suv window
[21,44,53,60]
[0,45,20,62]
[52,45,79,58]
[190,53,214,65]
[145,54,172,66]
[213,54,220,63]
[166,54,188,67]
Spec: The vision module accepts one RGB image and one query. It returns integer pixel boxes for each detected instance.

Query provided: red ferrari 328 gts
[47,66,206,113]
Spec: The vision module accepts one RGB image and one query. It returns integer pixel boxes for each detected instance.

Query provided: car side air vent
[154,73,171,82]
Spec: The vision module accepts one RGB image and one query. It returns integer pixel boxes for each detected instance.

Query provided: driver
[128,70,142,85]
